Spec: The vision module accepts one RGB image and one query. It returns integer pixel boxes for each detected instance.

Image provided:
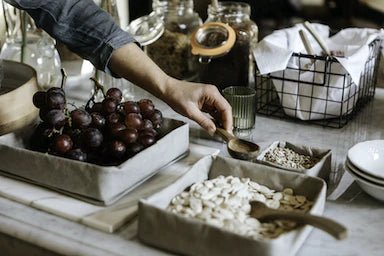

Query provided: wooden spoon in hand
[215,127,260,161]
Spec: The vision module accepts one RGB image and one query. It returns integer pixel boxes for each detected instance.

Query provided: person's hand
[162,77,233,136]
[109,43,232,135]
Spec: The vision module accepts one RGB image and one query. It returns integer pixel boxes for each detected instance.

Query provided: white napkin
[254,24,384,86]
[254,24,383,120]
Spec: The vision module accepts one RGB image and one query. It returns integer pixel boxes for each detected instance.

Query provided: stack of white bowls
[346,140,384,201]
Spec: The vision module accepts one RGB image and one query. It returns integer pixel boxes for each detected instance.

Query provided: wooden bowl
[0,60,39,136]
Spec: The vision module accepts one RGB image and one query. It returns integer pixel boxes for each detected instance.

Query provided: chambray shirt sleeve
[5,0,138,76]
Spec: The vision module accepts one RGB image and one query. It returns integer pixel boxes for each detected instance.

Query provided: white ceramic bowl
[345,163,384,202]
[348,140,384,179]
[346,158,384,185]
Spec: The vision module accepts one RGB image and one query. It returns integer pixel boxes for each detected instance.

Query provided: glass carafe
[198,2,258,90]
[94,0,132,100]
[0,3,61,89]
[146,0,202,81]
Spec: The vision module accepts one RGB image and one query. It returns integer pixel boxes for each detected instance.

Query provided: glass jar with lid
[192,2,258,90]
[145,0,202,81]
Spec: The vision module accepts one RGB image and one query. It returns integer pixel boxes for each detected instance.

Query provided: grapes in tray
[30,78,163,166]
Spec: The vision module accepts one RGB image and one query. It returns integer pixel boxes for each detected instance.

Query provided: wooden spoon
[303,21,331,56]
[250,201,347,240]
[215,127,260,161]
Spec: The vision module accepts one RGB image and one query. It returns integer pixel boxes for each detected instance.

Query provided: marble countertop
[1,73,384,256]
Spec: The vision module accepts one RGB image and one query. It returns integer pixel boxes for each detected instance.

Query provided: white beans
[167,175,313,240]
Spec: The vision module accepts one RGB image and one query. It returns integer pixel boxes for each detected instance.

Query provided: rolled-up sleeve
[5,0,137,76]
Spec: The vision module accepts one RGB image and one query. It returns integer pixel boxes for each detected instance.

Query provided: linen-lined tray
[0,143,220,233]
[0,118,189,205]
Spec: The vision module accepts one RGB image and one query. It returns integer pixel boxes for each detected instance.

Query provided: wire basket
[255,38,382,128]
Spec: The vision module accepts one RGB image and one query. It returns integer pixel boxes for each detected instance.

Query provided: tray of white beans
[138,155,326,256]
[167,176,313,240]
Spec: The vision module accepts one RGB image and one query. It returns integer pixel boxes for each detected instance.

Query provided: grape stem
[86,77,107,112]
[90,77,106,97]
[61,68,67,90]
[66,102,78,109]
[48,127,61,137]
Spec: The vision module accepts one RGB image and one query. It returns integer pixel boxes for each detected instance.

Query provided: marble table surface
[1,72,384,256]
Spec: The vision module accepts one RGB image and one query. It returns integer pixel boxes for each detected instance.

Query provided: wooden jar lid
[191,22,236,57]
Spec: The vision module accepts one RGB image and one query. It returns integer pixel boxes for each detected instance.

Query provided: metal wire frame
[255,38,382,128]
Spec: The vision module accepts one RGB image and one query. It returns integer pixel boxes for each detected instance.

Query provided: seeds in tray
[167,175,313,240]
[263,146,319,169]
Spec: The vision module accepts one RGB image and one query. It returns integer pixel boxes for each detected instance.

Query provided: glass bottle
[94,0,130,100]
[198,2,258,90]
[0,3,61,90]
[146,0,202,81]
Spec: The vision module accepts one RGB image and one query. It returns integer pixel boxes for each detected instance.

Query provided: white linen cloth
[254,24,384,120]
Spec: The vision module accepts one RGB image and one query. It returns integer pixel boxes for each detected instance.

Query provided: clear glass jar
[0,5,61,90]
[198,2,258,90]
[146,0,202,80]
[94,0,131,101]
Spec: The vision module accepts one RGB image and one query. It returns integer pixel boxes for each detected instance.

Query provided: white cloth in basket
[254,24,384,120]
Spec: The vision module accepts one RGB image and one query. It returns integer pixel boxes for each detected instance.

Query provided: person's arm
[109,43,233,135]
[5,0,233,134]
[5,0,134,75]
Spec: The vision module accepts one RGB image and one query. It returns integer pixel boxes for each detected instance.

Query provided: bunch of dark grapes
[31,84,163,166]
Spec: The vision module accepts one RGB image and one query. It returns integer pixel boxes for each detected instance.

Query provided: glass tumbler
[222,86,256,130]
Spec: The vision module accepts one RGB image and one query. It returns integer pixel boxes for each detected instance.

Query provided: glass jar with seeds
[145,0,202,81]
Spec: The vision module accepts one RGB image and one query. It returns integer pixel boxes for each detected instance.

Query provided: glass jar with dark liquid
[192,2,258,90]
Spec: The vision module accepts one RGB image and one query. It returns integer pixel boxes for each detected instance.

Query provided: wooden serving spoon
[215,127,260,161]
[250,201,347,240]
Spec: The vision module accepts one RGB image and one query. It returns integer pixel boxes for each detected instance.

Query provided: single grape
[64,127,82,148]
[90,102,103,113]
[81,128,103,149]
[126,143,144,156]
[109,123,126,138]
[46,91,66,110]
[150,109,163,127]
[47,87,65,96]
[42,109,67,128]
[124,113,143,130]
[39,108,48,120]
[106,112,121,125]
[32,91,47,109]
[52,134,73,154]
[102,98,117,115]
[123,101,140,115]
[118,128,138,144]
[90,112,106,129]
[30,122,52,152]
[139,128,158,138]
[139,101,155,118]
[138,99,153,105]
[139,135,156,148]
[66,148,87,162]
[106,88,123,103]
[142,119,153,130]
[70,109,92,129]
[107,140,126,159]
